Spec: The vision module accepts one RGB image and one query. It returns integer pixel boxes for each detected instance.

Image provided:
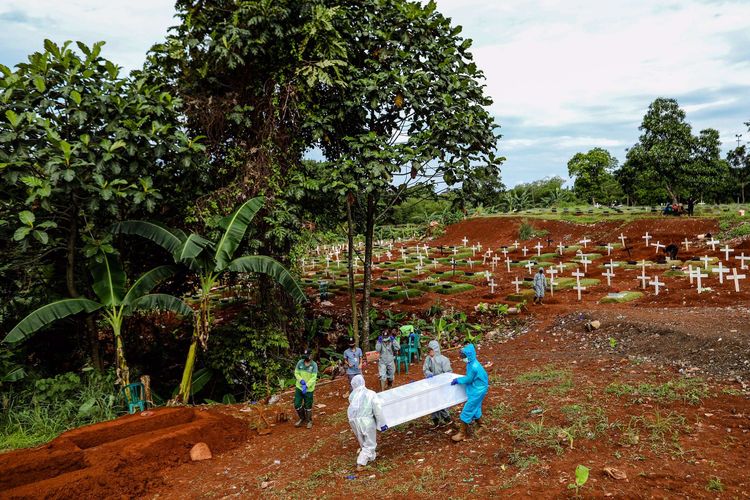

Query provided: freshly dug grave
[0,407,249,499]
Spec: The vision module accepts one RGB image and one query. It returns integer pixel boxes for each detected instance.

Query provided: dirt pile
[0,407,249,499]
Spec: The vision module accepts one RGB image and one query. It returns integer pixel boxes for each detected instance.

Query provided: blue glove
[380,425,388,432]
[450,379,458,386]
[300,380,307,394]
[426,374,433,379]
[377,335,383,343]
[390,336,397,342]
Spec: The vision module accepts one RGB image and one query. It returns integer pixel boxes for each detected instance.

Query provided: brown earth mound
[0,407,249,499]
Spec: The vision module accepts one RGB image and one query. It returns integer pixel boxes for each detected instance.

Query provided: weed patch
[605,378,708,405]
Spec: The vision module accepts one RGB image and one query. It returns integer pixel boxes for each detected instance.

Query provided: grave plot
[599,291,644,303]
[0,408,248,499]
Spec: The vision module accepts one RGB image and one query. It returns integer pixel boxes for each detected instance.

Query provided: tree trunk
[113,322,130,386]
[66,208,103,371]
[360,193,375,352]
[346,194,359,346]
[177,293,209,402]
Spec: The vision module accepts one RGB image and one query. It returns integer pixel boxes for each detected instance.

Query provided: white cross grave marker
[452,246,458,256]
[579,237,591,248]
[432,259,439,269]
[511,276,523,294]
[505,258,512,272]
[535,242,543,256]
[700,255,712,270]
[637,272,650,289]
[513,240,519,250]
[650,277,665,295]
[619,233,627,248]
[721,245,734,261]
[695,269,708,293]
[462,236,469,247]
[415,264,423,276]
[687,264,694,284]
[557,261,565,274]
[712,261,730,284]
[727,268,746,292]
[642,232,652,247]
[468,259,474,269]
[525,260,535,274]
[683,238,691,251]
[547,267,558,297]
[653,241,665,254]
[522,246,529,257]
[471,244,477,257]
[605,243,613,256]
[579,255,591,273]
[573,283,586,301]
[736,253,750,270]
[489,280,497,294]
[602,268,615,286]
[707,238,720,251]
[557,243,565,255]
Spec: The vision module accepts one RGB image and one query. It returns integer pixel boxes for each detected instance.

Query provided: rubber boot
[380,379,387,392]
[305,409,313,429]
[294,407,305,427]
[452,422,470,442]
[474,417,483,428]
[387,379,393,389]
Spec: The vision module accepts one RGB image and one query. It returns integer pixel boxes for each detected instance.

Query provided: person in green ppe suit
[294,349,318,429]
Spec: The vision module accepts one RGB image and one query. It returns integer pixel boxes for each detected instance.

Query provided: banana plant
[3,253,192,386]
[113,196,306,402]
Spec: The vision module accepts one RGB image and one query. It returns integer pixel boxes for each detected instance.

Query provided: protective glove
[377,335,383,343]
[300,380,307,394]
[425,373,433,379]
[390,336,397,342]
[450,378,458,386]
[380,425,388,432]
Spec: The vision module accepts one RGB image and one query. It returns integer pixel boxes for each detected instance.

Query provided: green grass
[605,378,708,405]
[706,477,725,492]
[433,282,475,295]
[599,291,644,303]
[1,371,121,451]
[488,402,513,422]
[371,286,424,300]
[515,365,571,385]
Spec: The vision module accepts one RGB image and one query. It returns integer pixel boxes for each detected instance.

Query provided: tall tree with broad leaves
[3,253,192,386]
[0,40,205,369]
[622,98,728,204]
[315,0,503,349]
[114,197,306,402]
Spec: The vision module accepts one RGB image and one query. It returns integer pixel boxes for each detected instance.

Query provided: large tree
[567,148,622,204]
[0,40,203,368]
[316,0,502,348]
[727,144,750,203]
[622,98,727,204]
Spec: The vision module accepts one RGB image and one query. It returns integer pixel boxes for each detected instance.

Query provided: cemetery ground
[2,215,750,498]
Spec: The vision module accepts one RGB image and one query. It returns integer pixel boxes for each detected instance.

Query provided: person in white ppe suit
[347,374,388,471]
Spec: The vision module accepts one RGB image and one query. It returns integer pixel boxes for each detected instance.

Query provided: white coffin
[377,372,467,428]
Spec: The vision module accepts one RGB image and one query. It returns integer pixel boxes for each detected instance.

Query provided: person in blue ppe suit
[450,344,488,442]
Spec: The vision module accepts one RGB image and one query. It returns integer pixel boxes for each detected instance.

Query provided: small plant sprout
[568,464,589,497]
[609,337,617,349]
[706,477,724,492]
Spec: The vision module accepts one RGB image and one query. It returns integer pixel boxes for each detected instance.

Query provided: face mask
[462,358,469,364]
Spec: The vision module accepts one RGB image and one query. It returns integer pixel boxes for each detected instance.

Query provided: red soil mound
[0,407,249,499]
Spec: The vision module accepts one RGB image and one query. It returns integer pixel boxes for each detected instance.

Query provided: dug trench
[0,407,249,499]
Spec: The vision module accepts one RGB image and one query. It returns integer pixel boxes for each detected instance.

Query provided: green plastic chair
[399,325,421,363]
[122,382,146,414]
[395,343,410,375]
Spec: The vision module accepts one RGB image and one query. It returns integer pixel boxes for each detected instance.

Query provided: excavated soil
[0,407,249,499]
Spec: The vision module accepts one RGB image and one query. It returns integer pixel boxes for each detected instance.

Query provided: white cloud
[0,0,175,71]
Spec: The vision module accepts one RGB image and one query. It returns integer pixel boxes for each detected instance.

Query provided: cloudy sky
[1,0,749,186]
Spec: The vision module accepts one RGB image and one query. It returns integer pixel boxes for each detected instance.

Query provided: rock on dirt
[190,442,213,461]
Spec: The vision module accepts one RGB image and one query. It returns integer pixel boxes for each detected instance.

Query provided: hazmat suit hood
[351,374,365,390]
[428,340,441,356]
[460,344,477,363]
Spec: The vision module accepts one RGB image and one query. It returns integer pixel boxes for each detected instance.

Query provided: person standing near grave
[347,374,388,471]
[450,344,489,442]
[343,337,364,385]
[533,267,547,305]
[293,349,318,429]
[423,339,453,427]
[376,331,400,391]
